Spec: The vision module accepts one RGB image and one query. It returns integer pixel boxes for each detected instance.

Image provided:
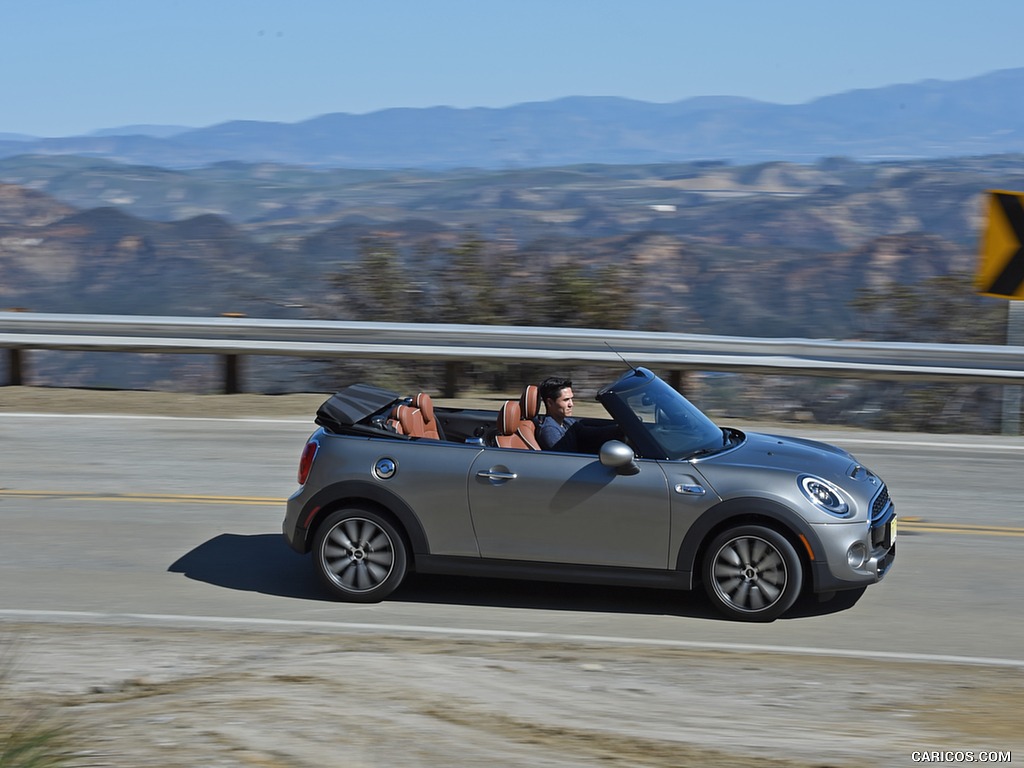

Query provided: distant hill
[3,69,1024,169]
[87,125,193,139]
[2,152,1015,333]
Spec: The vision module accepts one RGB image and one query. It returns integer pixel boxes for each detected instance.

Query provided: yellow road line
[896,516,1024,537]
[900,522,1024,537]
[0,489,282,506]
[2,490,1023,537]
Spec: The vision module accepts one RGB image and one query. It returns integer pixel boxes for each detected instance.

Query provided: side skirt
[414,554,691,591]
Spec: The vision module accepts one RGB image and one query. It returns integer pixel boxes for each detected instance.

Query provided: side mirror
[599,440,639,475]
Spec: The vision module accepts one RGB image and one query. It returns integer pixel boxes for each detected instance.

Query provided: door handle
[477,470,518,480]
[675,483,706,496]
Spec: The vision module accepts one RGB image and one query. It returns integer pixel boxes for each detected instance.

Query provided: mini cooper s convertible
[283,367,895,621]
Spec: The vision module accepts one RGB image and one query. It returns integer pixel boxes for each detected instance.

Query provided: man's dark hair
[539,376,572,405]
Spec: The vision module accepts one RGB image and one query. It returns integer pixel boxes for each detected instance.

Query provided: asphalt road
[3,410,1023,659]
[2,405,1023,766]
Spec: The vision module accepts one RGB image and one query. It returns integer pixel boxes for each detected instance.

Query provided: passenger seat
[392,404,426,438]
[518,384,540,448]
[414,392,444,440]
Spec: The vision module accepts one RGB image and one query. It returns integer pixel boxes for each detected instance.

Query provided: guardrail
[3,311,1024,392]
[4,311,1024,381]
[4,311,1023,432]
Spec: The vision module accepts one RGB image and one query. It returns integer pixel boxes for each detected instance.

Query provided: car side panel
[467,448,671,568]
[291,433,484,557]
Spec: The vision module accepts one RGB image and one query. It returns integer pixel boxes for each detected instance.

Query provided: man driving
[536,376,577,451]
[537,376,623,452]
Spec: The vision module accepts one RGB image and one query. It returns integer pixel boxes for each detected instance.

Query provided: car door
[467,447,671,568]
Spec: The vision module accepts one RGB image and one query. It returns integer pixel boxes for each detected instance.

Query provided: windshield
[618,376,725,460]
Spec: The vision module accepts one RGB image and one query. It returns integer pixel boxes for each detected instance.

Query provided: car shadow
[168,533,325,601]
[169,533,865,621]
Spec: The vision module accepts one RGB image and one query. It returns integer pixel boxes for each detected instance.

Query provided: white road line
[2,608,1022,669]
[825,437,1024,451]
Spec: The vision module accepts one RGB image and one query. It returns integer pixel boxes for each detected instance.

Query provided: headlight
[799,475,851,517]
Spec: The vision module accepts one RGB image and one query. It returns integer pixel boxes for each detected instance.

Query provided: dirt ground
[3,621,1022,768]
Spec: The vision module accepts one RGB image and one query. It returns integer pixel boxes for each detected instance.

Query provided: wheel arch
[297,480,430,561]
[676,497,821,590]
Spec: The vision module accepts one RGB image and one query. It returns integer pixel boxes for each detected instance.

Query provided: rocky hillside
[0,154,1015,333]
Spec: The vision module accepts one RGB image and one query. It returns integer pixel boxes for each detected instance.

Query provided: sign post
[978,190,1024,434]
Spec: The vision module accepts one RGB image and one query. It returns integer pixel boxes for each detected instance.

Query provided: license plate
[889,517,897,547]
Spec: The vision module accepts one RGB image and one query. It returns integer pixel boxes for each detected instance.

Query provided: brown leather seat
[392,404,426,438]
[387,405,405,434]
[387,394,443,440]
[518,384,540,448]
[494,399,540,450]
[414,392,443,440]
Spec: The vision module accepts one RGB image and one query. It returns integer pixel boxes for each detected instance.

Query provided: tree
[330,237,422,323]
[847,271,1009,432]
[850,272,1006,344]
[433,232,506,325]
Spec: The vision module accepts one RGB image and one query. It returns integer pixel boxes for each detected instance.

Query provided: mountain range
[4,69,1024,169]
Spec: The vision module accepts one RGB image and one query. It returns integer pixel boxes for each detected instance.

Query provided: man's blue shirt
[537,415,578,451]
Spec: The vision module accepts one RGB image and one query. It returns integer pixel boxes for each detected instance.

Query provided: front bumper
[810,512,896,592]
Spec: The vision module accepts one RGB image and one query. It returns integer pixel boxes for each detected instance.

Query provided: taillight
[297,440,319,485]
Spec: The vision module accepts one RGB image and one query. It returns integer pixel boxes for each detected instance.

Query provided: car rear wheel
[313,507,407,602]
[702,525,803,622]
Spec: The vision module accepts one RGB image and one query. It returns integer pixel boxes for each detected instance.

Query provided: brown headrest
[520,385,539,420]
[498,400,521,436]
[414,392,435,422]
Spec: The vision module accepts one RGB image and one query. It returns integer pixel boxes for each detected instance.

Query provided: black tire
[312,507,407,602]
[702,525,803,622]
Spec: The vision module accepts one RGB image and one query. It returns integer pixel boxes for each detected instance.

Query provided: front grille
[870,484,895,549]
[871,485,891,525]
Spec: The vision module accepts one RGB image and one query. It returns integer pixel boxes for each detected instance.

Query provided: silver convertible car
[283,367,896,621]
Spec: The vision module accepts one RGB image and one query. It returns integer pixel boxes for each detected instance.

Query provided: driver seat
[494,400,540,450]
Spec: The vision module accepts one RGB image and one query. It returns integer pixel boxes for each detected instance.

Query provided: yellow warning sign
[978,190,1024,300]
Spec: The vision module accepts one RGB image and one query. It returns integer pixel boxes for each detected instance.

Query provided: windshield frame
[598,368,727,460]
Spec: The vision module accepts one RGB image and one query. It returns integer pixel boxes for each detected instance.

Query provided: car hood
[699,430,856,485]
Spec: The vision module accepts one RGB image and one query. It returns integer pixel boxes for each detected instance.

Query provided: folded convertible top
[315,383,400,430]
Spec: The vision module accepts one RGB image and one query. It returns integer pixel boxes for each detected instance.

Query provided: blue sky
[4,0,1024,137]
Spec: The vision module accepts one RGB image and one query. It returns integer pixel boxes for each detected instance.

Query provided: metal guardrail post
[224,354,241,394]
[444,362,460,398]
[668,369,685,395]
[1003,302,1024,435]
[221,312,245,395]
[7,349,23,386]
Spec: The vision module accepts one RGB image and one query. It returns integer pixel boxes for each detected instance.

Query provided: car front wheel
[702,525,803,621]
[313,507,407,602]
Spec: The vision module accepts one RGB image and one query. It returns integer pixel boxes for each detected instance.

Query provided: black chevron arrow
[987,192,1024,297]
